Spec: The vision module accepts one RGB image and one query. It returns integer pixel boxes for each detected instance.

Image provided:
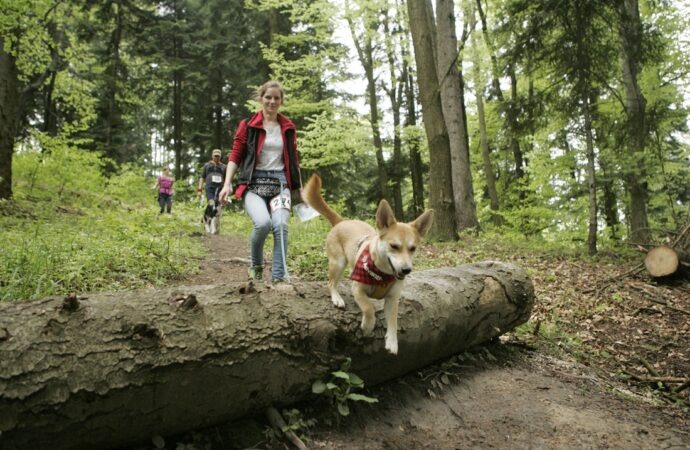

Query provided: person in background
[154,167,175,214]
[197,148,227,206]
[218,80,301,283]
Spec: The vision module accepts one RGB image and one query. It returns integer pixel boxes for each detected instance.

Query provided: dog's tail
[303,174,343,226]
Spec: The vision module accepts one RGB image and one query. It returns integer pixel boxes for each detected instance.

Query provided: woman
[219,81,301,283]
[154,167,175,214]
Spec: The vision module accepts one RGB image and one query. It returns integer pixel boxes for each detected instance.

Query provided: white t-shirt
[256,124,285,171]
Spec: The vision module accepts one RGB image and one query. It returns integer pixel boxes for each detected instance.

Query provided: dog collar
[351,244,396,298]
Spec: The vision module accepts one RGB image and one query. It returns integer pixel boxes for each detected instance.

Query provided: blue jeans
[158,193,172,213]
[205,185,221,202]
[244,171,290,280]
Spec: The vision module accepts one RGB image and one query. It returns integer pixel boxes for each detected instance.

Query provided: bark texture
[0,37,19,200]
[406,0,457,240]
[435,0,479,232]
[0,262,534,450]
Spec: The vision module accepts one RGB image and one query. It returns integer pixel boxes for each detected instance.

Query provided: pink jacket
[158,176,174,195]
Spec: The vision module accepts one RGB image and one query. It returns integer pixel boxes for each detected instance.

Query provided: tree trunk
[0,262,534,450]
[105,0,124,166]
[617,0,650,245]
[345,4,391,206]
[475,0,525,186]
[382,10,404,220]
[0,37,19,200]
[469,10,501,225]
[435,0,479,231]
[407,0,457,240]
[583,96,598,256]
[403,61,425,219]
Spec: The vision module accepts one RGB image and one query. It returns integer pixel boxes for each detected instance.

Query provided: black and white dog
[203,199,221,234]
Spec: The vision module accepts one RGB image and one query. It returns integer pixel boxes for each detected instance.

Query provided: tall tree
[406,0,457,240]
[402,60,426,219]
[381,2,405,219]
[0,36,19,199]
[435,0,479,231]
[616,0,650,244]
[468,8,500,224]
[1,0,87,199]
[345,0,391,206]
[475,0,525,190]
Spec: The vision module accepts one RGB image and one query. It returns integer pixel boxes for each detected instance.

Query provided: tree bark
[0,262,534,450]
[617,0,650,245]
[435,0,479,231]
[382,9,404,220]
[407,0,457,240]
[469,10,501,225]
[402,58,425,219]
[0,37,19,200]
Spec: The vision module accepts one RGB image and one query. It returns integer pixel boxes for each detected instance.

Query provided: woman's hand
[219,183,233,204]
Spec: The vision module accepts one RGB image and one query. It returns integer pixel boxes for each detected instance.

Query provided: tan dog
[303,175,434,354]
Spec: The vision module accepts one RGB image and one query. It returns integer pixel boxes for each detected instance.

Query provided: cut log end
[644,246,679,278]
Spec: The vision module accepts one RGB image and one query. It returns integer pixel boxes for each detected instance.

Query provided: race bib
[269,192,291,213]
[211,174,223,184]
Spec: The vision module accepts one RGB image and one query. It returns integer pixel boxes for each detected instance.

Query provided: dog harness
[351,243,396,299]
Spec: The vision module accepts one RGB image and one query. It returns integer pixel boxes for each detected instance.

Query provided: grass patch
[0,197,203,302]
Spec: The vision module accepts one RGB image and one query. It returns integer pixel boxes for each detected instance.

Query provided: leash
[279,180,289,281]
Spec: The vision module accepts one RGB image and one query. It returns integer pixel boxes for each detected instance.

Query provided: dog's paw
[385,333,398,355]
[331,293,346,309]
[360,316,375,336]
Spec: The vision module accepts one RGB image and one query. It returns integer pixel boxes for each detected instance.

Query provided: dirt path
[181,234,256,284]
[171,234,690,450]
[305,346,689,449]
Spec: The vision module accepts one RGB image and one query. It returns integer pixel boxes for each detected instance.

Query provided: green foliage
[2,148,202,302]
[13,140,106,206]
[312,358,378,417]
[105,164,154,205]
[288,216,331,280]
[0,204,202,301]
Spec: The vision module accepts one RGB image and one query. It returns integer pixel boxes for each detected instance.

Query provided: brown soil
[166,233,690,450]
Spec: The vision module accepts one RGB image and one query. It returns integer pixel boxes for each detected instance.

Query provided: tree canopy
[1,0,689,250]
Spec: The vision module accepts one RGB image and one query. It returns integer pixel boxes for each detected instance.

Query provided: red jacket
[229,111,300,200]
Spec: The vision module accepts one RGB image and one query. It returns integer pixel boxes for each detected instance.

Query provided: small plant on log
[312,357,378,417]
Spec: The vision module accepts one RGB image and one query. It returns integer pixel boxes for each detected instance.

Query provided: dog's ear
[376,199,397,230]
[410,209,434,237]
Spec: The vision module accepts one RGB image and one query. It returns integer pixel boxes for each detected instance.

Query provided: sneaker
[271,278,289,284]
[248,265,263,280]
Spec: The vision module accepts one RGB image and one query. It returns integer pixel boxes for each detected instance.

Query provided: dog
[203,199,221,235]
[303,174,434,354]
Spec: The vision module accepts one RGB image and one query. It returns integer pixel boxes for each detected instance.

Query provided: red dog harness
[351,243,396,299]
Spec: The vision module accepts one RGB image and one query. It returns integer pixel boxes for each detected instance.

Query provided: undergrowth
[1,149,204,301]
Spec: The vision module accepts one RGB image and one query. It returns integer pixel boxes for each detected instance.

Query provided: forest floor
[168,231,690,450]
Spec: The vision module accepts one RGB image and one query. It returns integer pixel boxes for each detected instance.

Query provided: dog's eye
[409,246,416,252]
[390,244,401,251]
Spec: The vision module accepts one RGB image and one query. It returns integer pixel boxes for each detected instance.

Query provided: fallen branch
[639,358,660,377]
[581,263,644,295]
[647,298,690,316]
[623,373,688,384]
[673,380,690,394]
[265,406,308,450]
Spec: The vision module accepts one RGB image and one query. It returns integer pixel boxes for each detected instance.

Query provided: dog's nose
[401,268,412,276]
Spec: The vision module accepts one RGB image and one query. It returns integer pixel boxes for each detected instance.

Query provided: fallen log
[644,245,689,278]
[0,261,534,450]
